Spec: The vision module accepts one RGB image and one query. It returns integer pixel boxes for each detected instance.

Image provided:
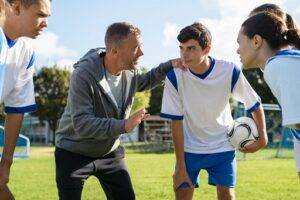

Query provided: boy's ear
[203,46,211,55]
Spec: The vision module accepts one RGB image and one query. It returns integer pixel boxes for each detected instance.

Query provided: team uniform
[0,35,37,114]
[160,57,261,188]
[0,27,8,101]
[264,49,300,171]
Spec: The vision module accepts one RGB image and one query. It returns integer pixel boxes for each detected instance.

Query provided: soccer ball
[228,117,259,149]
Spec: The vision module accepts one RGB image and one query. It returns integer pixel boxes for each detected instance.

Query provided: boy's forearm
[171,120,185,168]
[0,114,24,165]
[251,106,268,146]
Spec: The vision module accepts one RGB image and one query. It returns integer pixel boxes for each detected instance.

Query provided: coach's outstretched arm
[240,106,268,153]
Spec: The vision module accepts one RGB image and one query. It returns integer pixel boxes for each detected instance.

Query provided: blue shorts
[179,150,236,189]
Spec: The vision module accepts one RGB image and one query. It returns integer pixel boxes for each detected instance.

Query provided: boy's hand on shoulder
[171,58,187,71]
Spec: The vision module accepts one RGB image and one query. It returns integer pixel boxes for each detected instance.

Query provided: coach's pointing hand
[125,108,150,133]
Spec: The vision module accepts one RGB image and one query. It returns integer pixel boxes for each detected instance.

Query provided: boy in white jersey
[0,0,51,199]
[237,12,300,177]
[161,22,268,200]
[0,0,7,100]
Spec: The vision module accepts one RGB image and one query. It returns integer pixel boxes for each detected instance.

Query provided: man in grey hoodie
[55,22,182,200]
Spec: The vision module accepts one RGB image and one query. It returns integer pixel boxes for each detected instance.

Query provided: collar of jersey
[5,35,17,48]
[188,57,215,80]
[266,49,300,64]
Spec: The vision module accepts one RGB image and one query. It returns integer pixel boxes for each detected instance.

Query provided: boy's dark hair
[177,22,212,49]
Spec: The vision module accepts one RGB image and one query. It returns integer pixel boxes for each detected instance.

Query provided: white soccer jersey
[264,50,300,129]
[0,28,8,102]
[160,58,261,153]
[1,37,37,113]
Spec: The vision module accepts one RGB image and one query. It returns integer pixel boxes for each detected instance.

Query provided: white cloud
[56,59,76,71]
[162,23,181,48]
[25,31,79,68]
[292,5,300,15]
[161,0,286,65]
[208,0,285,64]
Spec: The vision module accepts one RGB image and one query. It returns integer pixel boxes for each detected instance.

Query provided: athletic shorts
[179,150,236,189]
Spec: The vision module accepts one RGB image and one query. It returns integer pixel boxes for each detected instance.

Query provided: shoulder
[8,37,35,68]
[215,59,239,71]
[15,37,34,53]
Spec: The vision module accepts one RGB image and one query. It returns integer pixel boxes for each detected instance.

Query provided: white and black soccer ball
[228,117,259,149]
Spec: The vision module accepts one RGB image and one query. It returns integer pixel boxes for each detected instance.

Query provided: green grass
[7,146,300,200]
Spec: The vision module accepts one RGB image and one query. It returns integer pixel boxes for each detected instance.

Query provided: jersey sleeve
[160,70,183,120]
[4,51,36,114]
[231,66,261,113]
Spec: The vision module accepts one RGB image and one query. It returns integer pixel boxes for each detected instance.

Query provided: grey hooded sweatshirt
[55,48,173,157]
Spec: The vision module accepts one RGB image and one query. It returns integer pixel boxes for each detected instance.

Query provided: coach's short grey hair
[7,0,51,8]
[105,22,141,50]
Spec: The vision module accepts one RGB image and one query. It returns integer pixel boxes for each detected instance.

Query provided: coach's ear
[9,1,22,16]
[252,34,263,50]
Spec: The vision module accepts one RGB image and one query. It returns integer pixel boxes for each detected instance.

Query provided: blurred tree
[148,84,164,115]
[131,91,151,114]
[0,103,5,124]
[243,69,277,104]
[33,66,71,145]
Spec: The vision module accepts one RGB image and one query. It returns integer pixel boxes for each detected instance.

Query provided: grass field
[7,146,300,200]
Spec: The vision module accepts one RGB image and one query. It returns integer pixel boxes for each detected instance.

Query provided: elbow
[259,136,268,148]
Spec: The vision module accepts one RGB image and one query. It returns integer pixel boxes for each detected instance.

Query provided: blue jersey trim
[246,101,261,113]
[189,57,215,80]
[26,52,35,69]
[5,104,37,113]
[291,129,300,141]
[274,49,300,57]
[166,69,178,91]
[160,113,183,120]
[231,65,241,92]
[267,49,300,64]
[5,35,17,48]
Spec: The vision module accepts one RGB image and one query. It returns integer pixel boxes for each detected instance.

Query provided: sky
[28,0,300,71]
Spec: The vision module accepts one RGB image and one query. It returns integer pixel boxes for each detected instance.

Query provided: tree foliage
[243,69,277,104]
[33,66,71,144]
[148,84,164,115]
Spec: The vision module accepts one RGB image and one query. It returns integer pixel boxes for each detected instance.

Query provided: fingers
[173,180,193,192]
[239,142,259,153]
[0,178,9,191]
[142,113,150,120]
[171,58,187,71]
[125,108,149,133]
[0,185,14,200]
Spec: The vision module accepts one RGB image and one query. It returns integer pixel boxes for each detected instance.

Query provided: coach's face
[118,33,144,70]
[179,39,210,69]
[15,0,51,38]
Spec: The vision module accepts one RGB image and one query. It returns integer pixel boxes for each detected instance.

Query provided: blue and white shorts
[179,150,236,189]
